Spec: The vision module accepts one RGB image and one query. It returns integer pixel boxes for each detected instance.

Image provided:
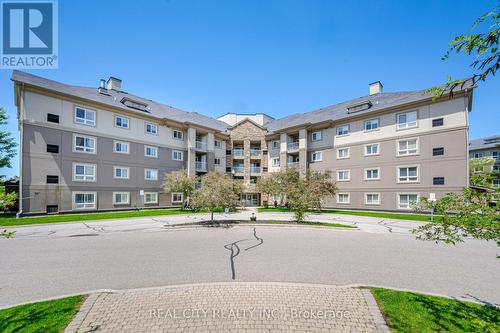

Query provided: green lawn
[0,208,193,227]
[0,295,84,333]
[257,207,442,222]
[256,220,355,228]
[371,288,500,333]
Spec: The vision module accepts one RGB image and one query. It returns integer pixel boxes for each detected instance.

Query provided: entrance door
[240,194,259,206]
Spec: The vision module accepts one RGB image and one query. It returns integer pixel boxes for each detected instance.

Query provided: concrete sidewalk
[65,283,389,333]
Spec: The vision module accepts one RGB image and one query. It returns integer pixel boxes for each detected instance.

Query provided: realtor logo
[1,0,58,68]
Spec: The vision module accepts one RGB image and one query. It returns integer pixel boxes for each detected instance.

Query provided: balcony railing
[288,142,299,151]
[250,166,261,174]
[195,161,207,172]
[287,161,299,167]
[233,148,244,157]
[233,166,244,174]
[250,149,261,157]
[195,141,207,151]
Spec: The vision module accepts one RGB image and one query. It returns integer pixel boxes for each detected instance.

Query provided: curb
[362,288,390,333]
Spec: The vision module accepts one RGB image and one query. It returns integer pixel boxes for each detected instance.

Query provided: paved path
[65,283,387,333]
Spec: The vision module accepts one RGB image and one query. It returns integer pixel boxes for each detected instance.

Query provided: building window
[337,193,350,204]
[114,141,130,154]
[226,167,232,173]
[311,131,322,141]
[46,175,59,184]
[47,144,59,154]
[214,158,221,165]
[73,163,96,182]
[73,192,97,210]
[311,151,322,162]
[398,194,418,210]
[272,141,280,150]
[272,158,280,167]
[364,118,379,131]
[365,168,380,180]
[398,166,419,183]
[172,150,183,161]
[493,165,500,172]
[492,179,500,187]
[433,177,445,185]
[46,205,58,213]
[337,170,350,181]
[145,123,158,135]
[337,147,350,159]
[365,193,380,205]
[432,118,444,127]
[171,193,183,203]
[336,125,349,136]
[433,147,444,156]
[47,113,59,123]
[474,152,483,158]
[74,107,95,126]
[115,115,130,129]
[365,143,379,156]
[144,169,158,181]
[73,134,96,154]
[113,166,129,179]
[113,192,130,205]
[492,151,499,159]
[398,138,418,156]
[397,110,418,129]
[173,130,184,140]
[144,146,158,158]
[144,192,158,204]
[214,139,222,149]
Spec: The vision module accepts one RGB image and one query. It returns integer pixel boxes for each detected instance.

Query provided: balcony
[287,161,299,168]
[233,166,244,175]
[250,166,261,174]
[288,142,299,151]
[195,141,207,151]
[233,148,244,158]
[195,161,207,172]
[250,149,261,158]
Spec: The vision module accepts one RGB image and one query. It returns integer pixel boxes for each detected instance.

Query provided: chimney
[106,76,122,91]
[99,79,106,89]
[369,81,383,95]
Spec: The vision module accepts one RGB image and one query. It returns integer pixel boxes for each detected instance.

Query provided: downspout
[465,89,471,189]
[16,84,24,218]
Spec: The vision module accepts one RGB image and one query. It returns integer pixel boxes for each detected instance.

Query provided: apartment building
[12,71,473,214]
[469,135,500,189]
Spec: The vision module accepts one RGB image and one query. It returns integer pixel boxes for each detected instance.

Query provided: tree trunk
[211,209,214,222]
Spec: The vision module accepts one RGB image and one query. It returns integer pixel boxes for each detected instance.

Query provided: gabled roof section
[228,117,267,130]
[11,70,230,133]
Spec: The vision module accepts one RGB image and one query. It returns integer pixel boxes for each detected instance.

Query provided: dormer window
[347,101,372,114]
[120,97,148,112]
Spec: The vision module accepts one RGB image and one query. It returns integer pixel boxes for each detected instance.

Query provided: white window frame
[397,138,419,156]
[214,139,222,149]
[397,165,419,183]
[337,192,350,204]
[396,110,418,130]
[364,143,380,156]
[173,130,184,140]
[171,192,183,203]
[398,193,419,210]
[364,118,379,131]
[272,157,280,167]
[144,168,158,181]
[113,192,130,205]
[73,134,96,154]
[114,115,130,129]
[73,163,96,182]
[337,147,350,159]
[113,166,130,179]
[336,125,349,136]
[172,150,184,161]
[113,140,130,154]
[492,179,500,188]
[144,145,158,158]
[144,192,158,204]
[311,131,322,142]
[311,151,322,162]
[337,170,350,182]
[214,157,221,166]
[145,122,158,135]
[365,168,380,180]
[272,140,280,150]
[74,106,96,126]
[365,193,381,205]
[72,191,97,210]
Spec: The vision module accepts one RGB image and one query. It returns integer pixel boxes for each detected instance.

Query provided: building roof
[469,135,500,151]
[11,70,230,132]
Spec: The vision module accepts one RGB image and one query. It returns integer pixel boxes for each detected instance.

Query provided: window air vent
[120,97,149,112]
[98,87,111,96]
[346,100,372,114]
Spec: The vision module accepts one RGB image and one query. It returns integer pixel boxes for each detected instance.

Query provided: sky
[0,0,498,178]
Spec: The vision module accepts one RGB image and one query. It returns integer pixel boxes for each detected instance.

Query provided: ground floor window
[113,192,130,205]
[171,192,183,203]
[144,192,158,204]
[365,193,380,205]
[337,193,350,204]
[73,192,97,210]
[398,194,418,209]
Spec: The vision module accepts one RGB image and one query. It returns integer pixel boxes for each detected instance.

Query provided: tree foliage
[0,190,17,211]
[427,5,499,98]
[0,106,17,171]
[162,169,197,208]
[190,171,242,222]
[412,188,499,248]
[256,174,282,206]
[469,157,499,189]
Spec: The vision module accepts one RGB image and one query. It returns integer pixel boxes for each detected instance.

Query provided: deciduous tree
[162,169,197,209]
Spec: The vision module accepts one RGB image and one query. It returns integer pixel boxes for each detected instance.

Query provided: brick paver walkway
[65,283,388,332]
